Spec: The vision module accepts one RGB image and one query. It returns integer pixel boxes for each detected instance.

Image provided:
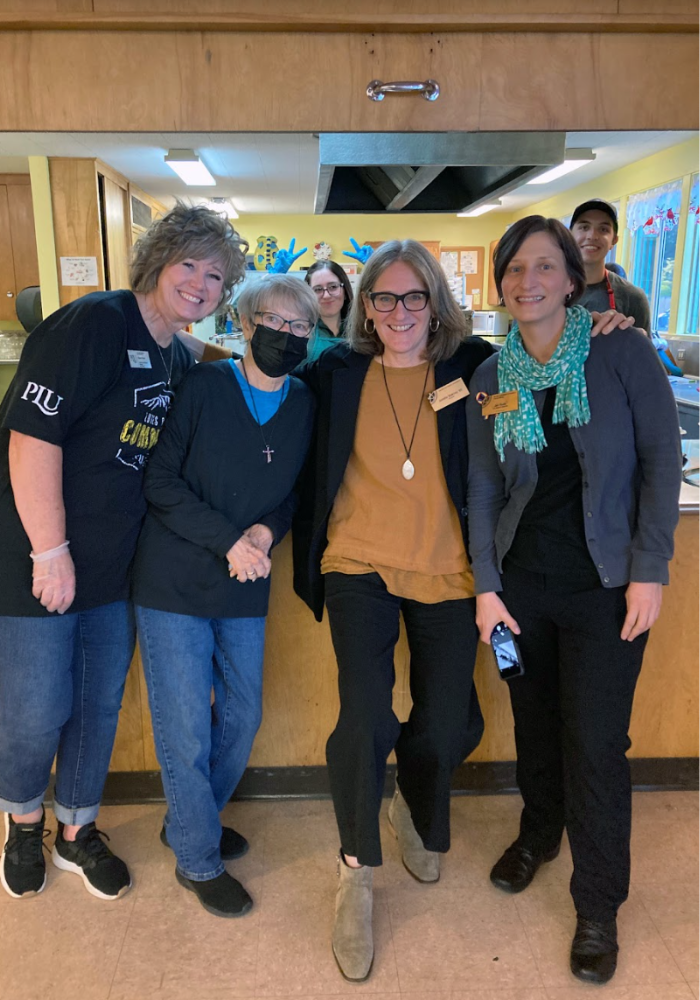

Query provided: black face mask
[249,324,308,378]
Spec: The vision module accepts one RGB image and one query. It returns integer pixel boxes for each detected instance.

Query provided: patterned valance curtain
[626,180,683,235]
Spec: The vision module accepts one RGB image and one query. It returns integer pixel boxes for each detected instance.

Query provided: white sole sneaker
[1,813,47,899]
[51,846,131,900]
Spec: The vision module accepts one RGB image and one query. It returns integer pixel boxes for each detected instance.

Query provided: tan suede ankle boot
[332,855,374,982]
[387,785,440,883]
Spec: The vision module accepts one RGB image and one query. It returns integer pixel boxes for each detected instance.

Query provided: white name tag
[127,350,152,369]
[428,377,469,412]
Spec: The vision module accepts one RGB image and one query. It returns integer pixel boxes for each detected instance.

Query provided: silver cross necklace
[240,360,285,464]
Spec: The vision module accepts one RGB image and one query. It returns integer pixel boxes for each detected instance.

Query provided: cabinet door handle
[6,291,13,298]
[366,79,440,102]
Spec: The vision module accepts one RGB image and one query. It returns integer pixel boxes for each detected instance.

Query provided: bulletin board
[439,245,485,310]
[366,240,441,261]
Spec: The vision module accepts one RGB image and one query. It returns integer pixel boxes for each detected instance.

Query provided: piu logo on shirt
[20,381,63,416]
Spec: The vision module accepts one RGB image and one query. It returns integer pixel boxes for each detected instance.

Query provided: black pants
[324,571,483,867]
[501,567,648,923]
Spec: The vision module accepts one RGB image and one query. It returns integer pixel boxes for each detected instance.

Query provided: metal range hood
[314,132,567,214]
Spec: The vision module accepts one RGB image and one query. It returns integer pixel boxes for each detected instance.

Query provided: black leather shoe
[489,840,560,893]
[570,916,618,985]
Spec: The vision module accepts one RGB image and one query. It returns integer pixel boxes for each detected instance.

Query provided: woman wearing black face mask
[131,274,317,918]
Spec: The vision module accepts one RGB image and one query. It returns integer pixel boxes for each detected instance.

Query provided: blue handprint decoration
[343,238,374,266]
[269,238,308,273]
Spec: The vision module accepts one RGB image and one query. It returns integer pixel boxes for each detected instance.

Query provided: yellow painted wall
[235,212,515,307]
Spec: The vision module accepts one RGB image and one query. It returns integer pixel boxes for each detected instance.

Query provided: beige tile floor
[0,791,697,1000]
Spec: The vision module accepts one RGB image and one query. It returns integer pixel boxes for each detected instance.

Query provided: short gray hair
[130,203,248,309]
[236,273,319,329]
[346,240,469,362]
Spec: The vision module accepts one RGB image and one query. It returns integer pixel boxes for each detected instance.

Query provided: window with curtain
[677,174,699,336]
[626,181,683,333]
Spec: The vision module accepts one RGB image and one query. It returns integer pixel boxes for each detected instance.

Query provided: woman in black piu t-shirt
[0,205,247,903]
[132,274,317,918]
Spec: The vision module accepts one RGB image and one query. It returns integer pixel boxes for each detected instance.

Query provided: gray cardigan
[466,328,682,595]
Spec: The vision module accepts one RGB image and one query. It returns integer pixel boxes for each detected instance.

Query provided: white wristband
[30,541,70,563]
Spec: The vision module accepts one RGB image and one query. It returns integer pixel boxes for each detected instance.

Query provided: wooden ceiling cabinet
[0,174,40,324]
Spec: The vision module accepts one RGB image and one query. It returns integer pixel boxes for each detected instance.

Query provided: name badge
[127,350,152,369]
[428,377,469,412]
[481,390,519,417]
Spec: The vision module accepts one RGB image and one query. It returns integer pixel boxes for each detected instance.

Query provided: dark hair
[347,240,468,362]
[130,203,249,309]
[304,260,354,322]
[493,216,586,306]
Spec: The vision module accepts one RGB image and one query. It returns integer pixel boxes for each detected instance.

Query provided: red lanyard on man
[605,272,616,310]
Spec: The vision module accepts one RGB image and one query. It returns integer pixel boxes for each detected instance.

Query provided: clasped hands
[226,523,274,583]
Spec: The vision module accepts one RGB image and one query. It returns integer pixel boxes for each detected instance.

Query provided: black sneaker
[175,867,253,917]
[160,823,249,861]
[1,810,49,898]
[52,821,131,900]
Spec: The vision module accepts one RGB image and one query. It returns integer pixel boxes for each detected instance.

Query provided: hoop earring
[429,316,440,333]
[498,297,505,307]
[364,318,375,334]
[565,292,573,304]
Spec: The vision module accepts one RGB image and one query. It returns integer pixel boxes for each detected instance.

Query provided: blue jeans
[136,606,266,881]
[0,601,135,825]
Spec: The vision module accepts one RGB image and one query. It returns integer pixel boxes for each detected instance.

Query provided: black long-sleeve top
[132,360,315,618]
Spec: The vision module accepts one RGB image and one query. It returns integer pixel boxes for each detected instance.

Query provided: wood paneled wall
[111,514,699,771]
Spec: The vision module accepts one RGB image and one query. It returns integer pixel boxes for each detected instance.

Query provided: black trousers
[324,571,483,867]
[500,566,648,923]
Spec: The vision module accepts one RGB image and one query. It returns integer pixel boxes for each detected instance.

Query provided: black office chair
[15,286,43,333]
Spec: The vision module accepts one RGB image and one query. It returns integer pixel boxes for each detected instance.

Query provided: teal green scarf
[493,304,592,461]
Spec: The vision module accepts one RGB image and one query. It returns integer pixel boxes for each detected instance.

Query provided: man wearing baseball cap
[570,199,651,336]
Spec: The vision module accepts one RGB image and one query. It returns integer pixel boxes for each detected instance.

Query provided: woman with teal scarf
[466,217,681,987]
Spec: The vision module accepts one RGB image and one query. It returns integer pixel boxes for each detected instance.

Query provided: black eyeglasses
[255,311,313,338]
[367,290,430,313]
[311,282,344,297]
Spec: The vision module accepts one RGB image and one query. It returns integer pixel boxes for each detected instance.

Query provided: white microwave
[471,311,509,336]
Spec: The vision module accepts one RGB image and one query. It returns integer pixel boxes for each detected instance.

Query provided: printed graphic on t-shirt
[19,380,64,416]
[115,379,174,471]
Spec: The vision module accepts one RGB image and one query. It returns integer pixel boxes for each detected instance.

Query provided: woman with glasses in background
[304,260,354,361]
[293,240,493,982]
[132,274,318,919]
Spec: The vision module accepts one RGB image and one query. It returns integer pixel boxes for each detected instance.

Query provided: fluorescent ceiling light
[526,149,595,184]
[457,201,501,218]
[164,149,216,186]
[204,197,239,219]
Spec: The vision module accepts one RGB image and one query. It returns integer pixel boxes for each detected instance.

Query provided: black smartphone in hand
[490,621,525,680]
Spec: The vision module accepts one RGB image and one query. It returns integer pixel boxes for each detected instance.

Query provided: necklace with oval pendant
[380,357,431,482]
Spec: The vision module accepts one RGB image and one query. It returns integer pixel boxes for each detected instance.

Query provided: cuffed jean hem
[0,791,46,815]
[177,862,226,882]
[53,799,101,826]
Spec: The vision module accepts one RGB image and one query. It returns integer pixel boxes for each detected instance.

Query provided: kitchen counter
[108,506,699,779]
